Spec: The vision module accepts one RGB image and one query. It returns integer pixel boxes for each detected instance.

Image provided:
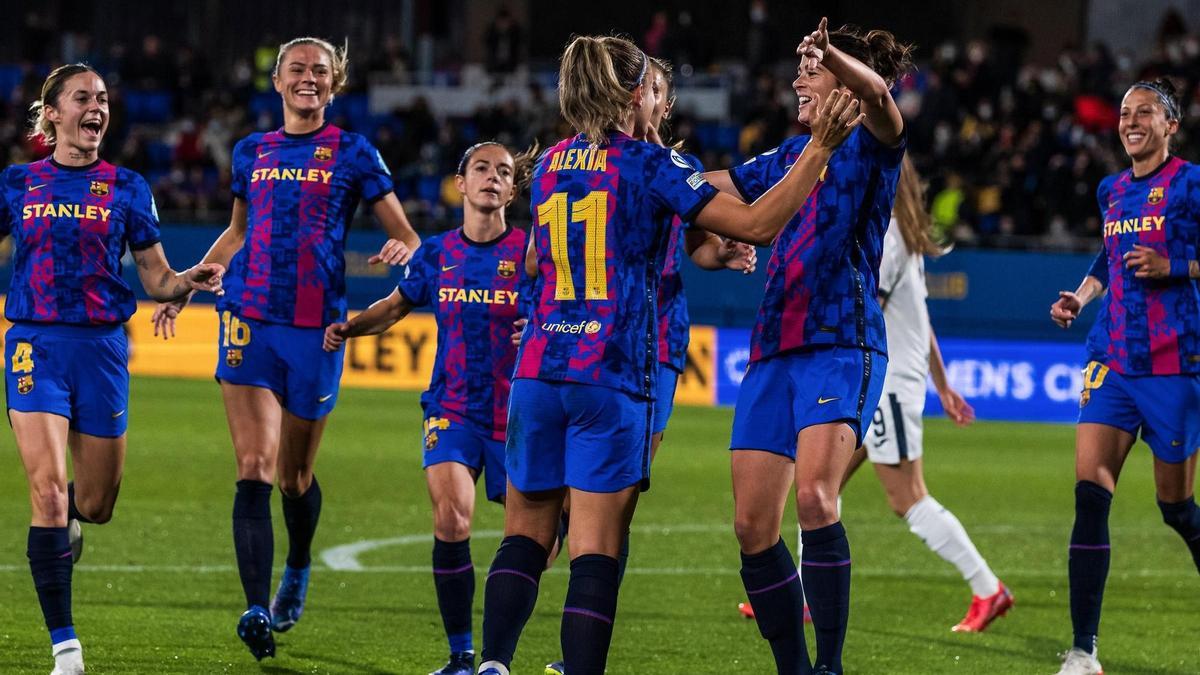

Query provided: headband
[456,141,505,175]
[1130,81,1181,120]
[622,50,648,91]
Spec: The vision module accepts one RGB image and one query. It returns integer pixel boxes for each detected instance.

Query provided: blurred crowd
[3,8,1200,250]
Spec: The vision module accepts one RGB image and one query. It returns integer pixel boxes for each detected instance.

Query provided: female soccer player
[845,155,1011,632]
[1,63,223,675]
[475,34,863,675]
[158,37,420,660]
[542,56,758,675]
[1048,78,1200,675]
[705,18,910,674]
[323,141,531,675]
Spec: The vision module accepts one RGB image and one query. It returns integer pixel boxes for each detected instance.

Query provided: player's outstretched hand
[796,16,830,63]
[808,89,864,151]
[717,238,758,274]
[324,322,349,352]
[511,318,528,346]
[186,263,225,296]
[1124,244,1169,279]
[370,238,413,266]
[939,387,976,427]
[1050,290,1082,328]
[151,299,187,340]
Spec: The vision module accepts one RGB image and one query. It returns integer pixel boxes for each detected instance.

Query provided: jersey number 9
[537,191,610,301]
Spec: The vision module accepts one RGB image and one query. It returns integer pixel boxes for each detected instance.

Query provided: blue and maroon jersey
[729,127,904,363]
[221,123,394,328]
[1085,156,1200,375]
[656,151,703,373]
[398,226,529,439]
[516,132,717,397]
[0,159,160,325]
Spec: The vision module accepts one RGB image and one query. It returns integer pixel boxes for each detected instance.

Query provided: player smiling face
[45,71,109,154]
[1119,86,1178,163]
[793,55,844,128]
[274,43,335,115]
[457,144,515,212]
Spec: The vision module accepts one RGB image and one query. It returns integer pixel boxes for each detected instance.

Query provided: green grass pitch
[0,377,1194,673]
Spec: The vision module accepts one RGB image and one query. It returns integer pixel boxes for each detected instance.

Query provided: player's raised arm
[323,289,413,351]
[693,89,863,245]
[798,17,908,145]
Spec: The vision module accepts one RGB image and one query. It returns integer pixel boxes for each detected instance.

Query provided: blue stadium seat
[123,91,173,124]
[0,65,22,98]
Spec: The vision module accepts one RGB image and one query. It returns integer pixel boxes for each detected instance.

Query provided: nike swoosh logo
[817,397,840,405]
[111,410,126,418]
[1172,440,1183,446]
[257,150,273,159]
[441,265,459,272]
[318,394,333,403]
[28,184,46,192]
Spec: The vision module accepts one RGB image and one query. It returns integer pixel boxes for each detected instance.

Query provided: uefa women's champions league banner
[713,330,1091,424]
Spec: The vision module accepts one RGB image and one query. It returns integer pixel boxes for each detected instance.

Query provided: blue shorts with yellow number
[651,365,680,435]
[1077,361,1200,463]
[214,311,344,421]
[4,322,129,438]
[422,415,507,502]
[505,378,652,493]
[730,346,887,457]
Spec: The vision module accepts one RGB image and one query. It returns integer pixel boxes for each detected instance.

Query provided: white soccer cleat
[1055,647,1103,675]
[50,641,84,675]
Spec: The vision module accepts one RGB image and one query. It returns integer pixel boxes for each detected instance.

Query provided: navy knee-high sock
[740,538,809,674]
[561,554,620,675]
[28,527,75,648]
[801,522,851,674]
[1158,496,1200,573]
[433,537,475,653]
[233,480,274,610]
[281,476,322,569]
[481,535,547,667]
[1069,480,1112,653]
[66,482,93,524]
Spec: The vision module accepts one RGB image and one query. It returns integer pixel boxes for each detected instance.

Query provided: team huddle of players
[3,16,1200,675]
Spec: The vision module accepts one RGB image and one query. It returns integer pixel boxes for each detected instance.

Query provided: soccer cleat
[1055,647,1103,674]
[236,606,275,661]
[544,660,565,674]
[50,643,84,675]
[430,651,475,675]
[738,600,811,623]
[269,565,310,632]
[477,661,509,675]
[67,519,83,564]
[952,582,1014,633]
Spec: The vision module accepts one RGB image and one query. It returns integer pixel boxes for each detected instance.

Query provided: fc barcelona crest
[1148,186,1165,205]
[225,348,243,368]
[90,181,109,196]
[424,416,450,450]
[16,375,33,394]
[314,146,333,161]
[497,259,517,278]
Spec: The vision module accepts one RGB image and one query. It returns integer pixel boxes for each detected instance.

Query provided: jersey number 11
[537,191,609,301]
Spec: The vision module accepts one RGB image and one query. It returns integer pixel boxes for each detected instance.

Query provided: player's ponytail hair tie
[1130,80,1182,121]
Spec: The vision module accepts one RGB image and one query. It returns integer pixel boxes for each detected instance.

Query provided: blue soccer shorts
[422,415,507,502]
[1077,360,1200,463]
[505,378,652,493]
[214,311,344,421]
[730,346,887,457]
[652,365,680,435]
[5,322,129,438]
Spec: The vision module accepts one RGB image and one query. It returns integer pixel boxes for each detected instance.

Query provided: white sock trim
[905,494,1000,597]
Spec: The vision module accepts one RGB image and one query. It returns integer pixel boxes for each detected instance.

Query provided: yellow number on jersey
[1082,361,1110,391]
[10,342,33,374]
[536,191,609,301]
[221,311,252,347]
